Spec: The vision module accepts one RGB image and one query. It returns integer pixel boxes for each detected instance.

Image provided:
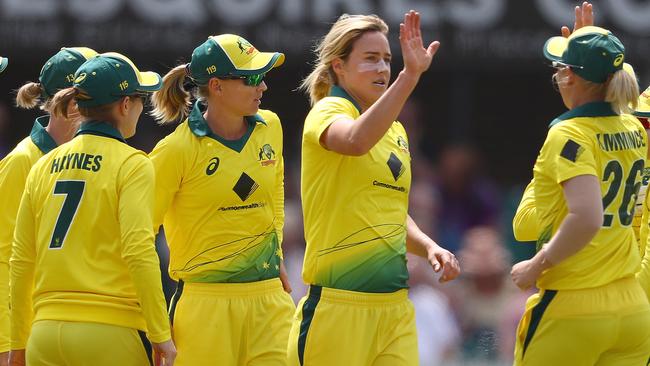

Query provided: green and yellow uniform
[288,86,417,366]
[0,118,56,354]
[11,122,170,363]
[513,103,650,365]
[150,101,293,365]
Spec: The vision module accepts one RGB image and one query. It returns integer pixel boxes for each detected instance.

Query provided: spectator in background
[431,143,500,253]
[408,254,461,365]
[449,226,525,364]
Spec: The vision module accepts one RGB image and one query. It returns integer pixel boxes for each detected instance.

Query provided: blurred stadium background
[1,1,649,364]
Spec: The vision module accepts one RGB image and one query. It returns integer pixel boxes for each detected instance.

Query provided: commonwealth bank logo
[233,172,259,201]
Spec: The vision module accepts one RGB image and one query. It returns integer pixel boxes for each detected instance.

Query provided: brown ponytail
[50,87,80,119]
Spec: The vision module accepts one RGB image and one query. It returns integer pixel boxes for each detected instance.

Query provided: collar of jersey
[188,100,266,153]
[548,101,616,128]
[329,85,362,113]
[75,121,126,143]
[30,116,58,154]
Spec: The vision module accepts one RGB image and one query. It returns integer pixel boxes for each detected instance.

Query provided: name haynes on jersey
[597,130,646,152]
[50,152,102,174]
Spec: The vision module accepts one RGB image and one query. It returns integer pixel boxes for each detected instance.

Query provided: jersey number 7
[49,180,86,249]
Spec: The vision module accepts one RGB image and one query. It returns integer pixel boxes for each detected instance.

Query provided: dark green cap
[188,34,284,85]
[543,26,625,84]
[0,57,7,73]
[73,52,162,108]
[39,47,98,98]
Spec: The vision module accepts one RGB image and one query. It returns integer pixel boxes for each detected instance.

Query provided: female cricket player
[149,34,294,365]
[510,24,650,365]
[0,47,97,365]
[9,52,176,366]
[289,10,460,366]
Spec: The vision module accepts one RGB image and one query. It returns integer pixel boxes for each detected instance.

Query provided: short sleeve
[303,97,359,146]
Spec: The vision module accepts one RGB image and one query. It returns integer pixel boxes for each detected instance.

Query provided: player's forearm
[405,215,435,258]
[638,238,650,301]
[0,261,9,353]
[121,231,171,342]
[338,71,419,154]
[9,260,34,349]
[274,156,285,244]
[543,211,600,265]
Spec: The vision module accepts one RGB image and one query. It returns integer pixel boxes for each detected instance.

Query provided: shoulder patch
[560,139,582,162]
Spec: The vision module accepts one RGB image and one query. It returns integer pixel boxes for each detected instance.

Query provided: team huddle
[0,2,649,366]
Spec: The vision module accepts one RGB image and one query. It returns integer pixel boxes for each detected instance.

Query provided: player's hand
[399,10,440,78]
[511,259,541,290]
[279,261,292,294]
[561,1,593,38]
[8,350,25,366]
[0,351,8,366]
[427,244,460,283]
[152,339,176,366]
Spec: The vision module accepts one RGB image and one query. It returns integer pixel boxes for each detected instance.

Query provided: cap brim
[236,52,285,76]
[0,57,8,73]
[543,36,568,62]
[136,71,163,92]
[635,86,650,118]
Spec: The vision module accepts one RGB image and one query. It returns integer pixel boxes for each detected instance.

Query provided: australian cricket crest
[258,143,276,166]
[397,136,409,153]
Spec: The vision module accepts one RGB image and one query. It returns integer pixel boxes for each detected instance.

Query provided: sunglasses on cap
[551,60,584,70]
[218,73,266,87]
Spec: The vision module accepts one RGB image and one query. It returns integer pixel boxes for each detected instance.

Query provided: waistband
[182,278,284,297]
[308,285,408,306]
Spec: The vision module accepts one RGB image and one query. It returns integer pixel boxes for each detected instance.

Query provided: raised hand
[399,10,440,78]
[561,1,593,38]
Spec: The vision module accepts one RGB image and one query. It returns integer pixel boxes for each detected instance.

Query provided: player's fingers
[573,5,581,30]
[561,26,570,38]
[584,2,593,27]
[414,11,422,40]
[427,41,440,58]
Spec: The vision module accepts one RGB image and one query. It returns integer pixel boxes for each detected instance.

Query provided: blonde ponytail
[300,64,335,107]
[300,14,388,106]
[606,68,639,114]
[15,82,44,110]
[150,64,192,124]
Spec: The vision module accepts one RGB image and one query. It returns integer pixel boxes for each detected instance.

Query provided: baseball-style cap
[73,52,162,108]
[188,34,284,85]
[636,85,650,118]
[39,47,98,98]
[0,57,7,73]
[544,26,625,84]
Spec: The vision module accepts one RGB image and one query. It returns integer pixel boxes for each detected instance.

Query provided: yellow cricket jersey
[300,86,411,293]
[0,117,56,353]
[533,102,646,290]
[513,179,539,242]
[150,101,284,283]
[10,121,170,349]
